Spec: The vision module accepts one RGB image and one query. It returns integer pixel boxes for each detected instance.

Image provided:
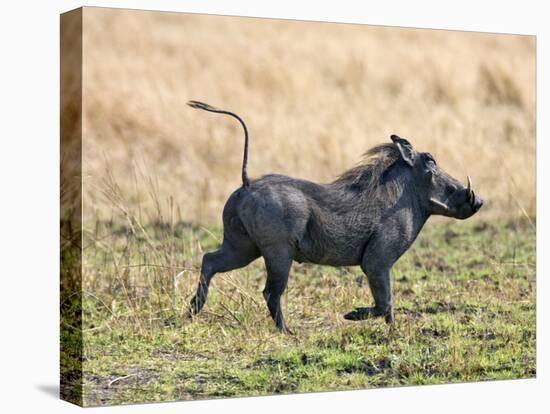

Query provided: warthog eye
[445,185,458,198]
[424,153,436,166]
[422,153,437,176]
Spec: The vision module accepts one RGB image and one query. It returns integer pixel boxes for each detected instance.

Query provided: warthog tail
[188,100,250,188]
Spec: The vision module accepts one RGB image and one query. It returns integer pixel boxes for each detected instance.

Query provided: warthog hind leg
[189,237,259,316]
[262,247,293,333]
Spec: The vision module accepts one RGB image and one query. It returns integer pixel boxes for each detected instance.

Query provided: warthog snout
[430,175,484,219]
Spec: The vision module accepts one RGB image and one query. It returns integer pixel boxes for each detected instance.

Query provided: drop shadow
[36,384,59,399]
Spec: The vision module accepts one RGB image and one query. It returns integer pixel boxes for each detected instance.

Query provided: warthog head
[391,135,483,219]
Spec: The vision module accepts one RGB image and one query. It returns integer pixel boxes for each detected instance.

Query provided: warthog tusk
[467,175,473,202]
[429,198,449,212]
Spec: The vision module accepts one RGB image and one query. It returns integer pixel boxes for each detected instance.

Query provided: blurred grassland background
[79,7,535,226]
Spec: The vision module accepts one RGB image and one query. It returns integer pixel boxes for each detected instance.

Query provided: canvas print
[60,7,536,407]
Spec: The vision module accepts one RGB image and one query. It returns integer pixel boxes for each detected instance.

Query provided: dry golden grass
[79,7,535,225]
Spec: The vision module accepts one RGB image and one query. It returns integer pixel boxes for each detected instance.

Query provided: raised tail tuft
[188,101,250,188]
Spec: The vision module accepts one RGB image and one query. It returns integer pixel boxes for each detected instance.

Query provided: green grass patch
[71,219,535,406]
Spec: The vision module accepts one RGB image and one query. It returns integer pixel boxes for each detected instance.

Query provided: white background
[0,0,547,412]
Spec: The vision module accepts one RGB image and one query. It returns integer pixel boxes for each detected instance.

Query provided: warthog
[187,101,483,333]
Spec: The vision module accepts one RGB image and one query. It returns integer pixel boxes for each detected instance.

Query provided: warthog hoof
[280,326,295,335]
[343,307,373,320]
[344,307,393,323]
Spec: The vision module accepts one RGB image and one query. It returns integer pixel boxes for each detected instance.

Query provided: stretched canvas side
[60,7,83,407]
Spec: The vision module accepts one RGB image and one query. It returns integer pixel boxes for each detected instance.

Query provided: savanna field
[60,8,536,406]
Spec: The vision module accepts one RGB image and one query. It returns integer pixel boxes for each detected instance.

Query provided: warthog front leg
[344,266,393,324]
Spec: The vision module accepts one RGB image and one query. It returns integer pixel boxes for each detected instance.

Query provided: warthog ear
[391,134,416,167]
